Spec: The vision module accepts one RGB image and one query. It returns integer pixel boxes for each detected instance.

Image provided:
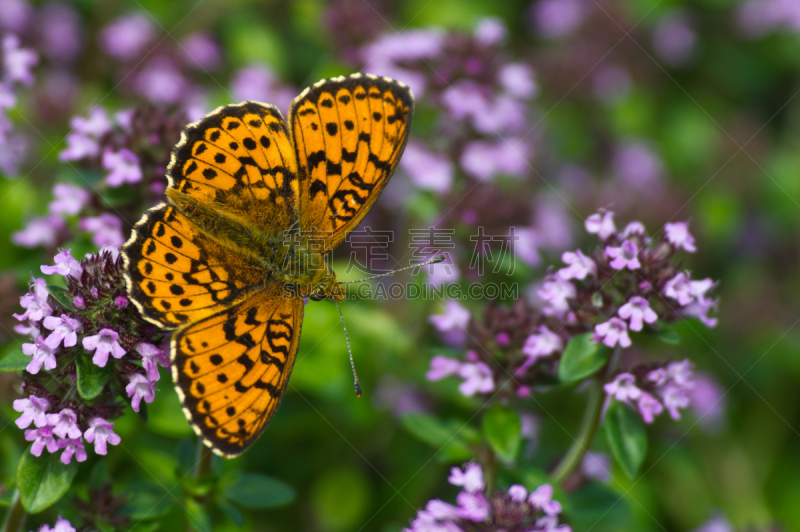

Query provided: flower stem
[1,490,26,532]
[550,346,621,485]
[196,439,212,478]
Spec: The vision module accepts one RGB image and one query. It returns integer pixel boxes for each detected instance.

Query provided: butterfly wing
[172,286,303,457]
[289,73,413,249]
[123,204,264,328]
[168,101,300,232]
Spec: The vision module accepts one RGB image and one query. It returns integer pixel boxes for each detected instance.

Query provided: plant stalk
[1,490,26,532]
[196,439,213,478]
[550,346,621,485]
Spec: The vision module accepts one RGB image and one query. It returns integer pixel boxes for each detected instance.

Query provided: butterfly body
[122,74,413,456]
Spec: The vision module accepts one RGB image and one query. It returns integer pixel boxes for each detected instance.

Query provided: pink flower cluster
[32,516,75,532]
[14,395,120,464]
[11,249,170,460]
[404,463,570,532]
[605,360,695,423]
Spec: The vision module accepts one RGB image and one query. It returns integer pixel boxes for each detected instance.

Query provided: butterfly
[122,73,413,457]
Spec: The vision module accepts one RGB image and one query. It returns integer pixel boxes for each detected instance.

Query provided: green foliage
[17,447,78,513]
[482,403,521,463]
[605,401,648,479]
[0,345,29,372]
[75,352,111,400]
[558,333,612,383]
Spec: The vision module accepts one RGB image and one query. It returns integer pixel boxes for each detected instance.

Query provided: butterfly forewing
[168,102,300,231]
[290,74,413,249]
[172,288,304,457]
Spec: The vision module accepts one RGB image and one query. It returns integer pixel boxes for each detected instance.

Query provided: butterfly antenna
[334,299,362,398]
[339,255,446,285]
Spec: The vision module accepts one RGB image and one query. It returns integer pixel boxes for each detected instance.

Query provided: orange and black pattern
[122,74,413,457]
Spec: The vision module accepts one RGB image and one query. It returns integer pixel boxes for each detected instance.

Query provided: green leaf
[46,284,74,311]
[217,497,244,527]
[400,413,474,461]
[76,352,110,400]
[482,403,521,462]
[646,321,681,345]
[17,447,78,513]
[605,401,648,478]
[558,332,612,383]
[222,473,295,509]
[185,497,211,532]
[120,484,174,520]
[565,483,632,532]
[0,345,30,372]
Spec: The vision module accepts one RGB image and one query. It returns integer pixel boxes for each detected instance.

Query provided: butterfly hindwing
[169,102,301,232]
[172,288,303,457]
[123,204,264,328]
[290,73,413,249]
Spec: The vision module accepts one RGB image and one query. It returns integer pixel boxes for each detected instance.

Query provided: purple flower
[604,373,641,402]
[99,13,155,60]
[59,131,99,161]
[25,425,58,456]
[455,491,490,522]
[46,408,81,439]
[134,342,168,382]
[581,451,611,482]
[71,107,111,137]
[666,359,694,387]
[38,2,82,62]
[585,210,616,239]
[38,517,77,532]
[13,277,52,322]
[0,0,32,33]
[230,65,296,115]
[529,0,587,39]
[49,183,90,216]
[557,249,596,280]
[664,272,693,305]
[79,213,124,248]
[637,392,664,423]
[690,373,726,433]
[528,484,562,516]
[12,215,65,247]
[126,373,155,412]
[458,362,494,396]
[400,141,453,194]
[622,220,646,237]
[617,296,658,331]
[474,17,507,46]
[41,249,83,278]
[692,514,732,532]
[180,32,222,70]
[3,34,37,85]
[498,63,537,99]
[661,384,691,420]
[23,336,57,374]
[82,328,125,367]
[537,276,576,317]
[102,147,142,187]
[522,326,562,362]
[507,484,527,502]
[653,11,696,67]
[83,417,121,455]
[448,463,484,493]
[57,438,86,464]
[135,57,188,105]
[612,141,663,192]
[513,227,541,267]
[594,318,632,348]
[424,499,460,520]
[429,300,470,345]
[665,221,696,252]
[606,240,641,270]
[42,313,81,350]
[426,355,462,381]
[13,394,50,428]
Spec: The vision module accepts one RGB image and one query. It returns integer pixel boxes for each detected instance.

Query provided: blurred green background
[1,0,800,530]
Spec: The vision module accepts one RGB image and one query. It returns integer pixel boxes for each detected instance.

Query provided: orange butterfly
[122,74,413,457]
